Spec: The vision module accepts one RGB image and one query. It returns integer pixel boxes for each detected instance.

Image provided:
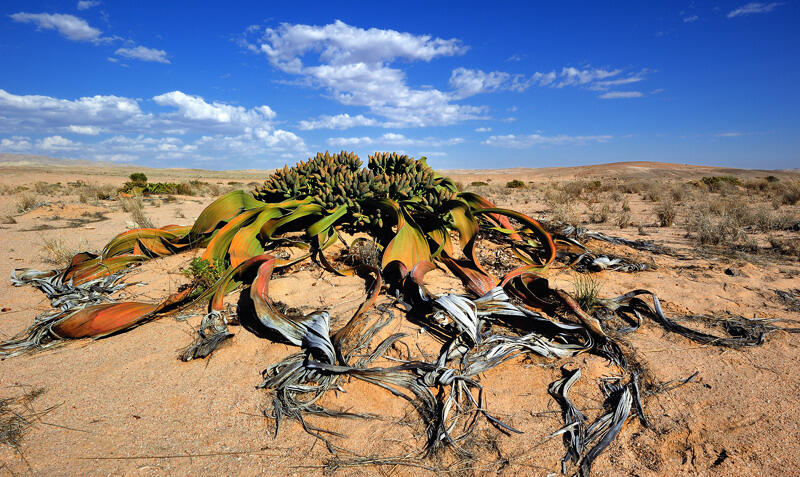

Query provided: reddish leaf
[52,302,158,338]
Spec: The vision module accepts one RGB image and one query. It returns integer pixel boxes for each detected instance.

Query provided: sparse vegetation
[573,273,602,311]
[15,192,40,213]
[78,183,116,203]
[655,199,676,227]
[129,172,148,184]
[120,196,153,228]
[506,179,526,189]
[40,237,91,265]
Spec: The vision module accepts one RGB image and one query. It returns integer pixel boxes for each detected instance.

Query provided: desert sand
[0,155,799,476]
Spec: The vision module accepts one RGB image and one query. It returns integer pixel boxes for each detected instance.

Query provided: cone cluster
[254,151,457,228]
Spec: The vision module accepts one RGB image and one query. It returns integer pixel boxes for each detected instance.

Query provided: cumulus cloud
[115,45,170,64]
[39,135,81,150]
[683,15,699,23]
[482,133,612,148]
[10,12,104,42]
[247,20,484,127]
[0,89,144,133]
[77,1,101,10]
[68,125,101,135]
[475,127,492,132]
[298,113,379,130]
[0,89,308,165]
[246,21,653,127]
[728,2,784,17]
[0,136,32,151]
[598,91,644,99]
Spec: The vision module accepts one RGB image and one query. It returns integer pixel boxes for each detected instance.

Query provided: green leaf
[187,190,265,240]
[381,209,431,272]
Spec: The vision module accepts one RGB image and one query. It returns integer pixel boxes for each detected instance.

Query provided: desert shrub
[615,199,632,228]
[769,237,800,257]
[15,193,40,213]
[685,205,744,245]
[655,200,677,227]
[550,202,579,225]
[175,182,197,196]
[183,257,226,293]
[618,181,644,194]
[506,179,526,189]
[701,175,742,192]
[766,175,780,183]
[79,183,116,203]
[561,181,584,199]
[615,209,632,229]
[776,182,800,206]
[470,181,489,187]
[129,172,148,184]
[589,204,611,224]
[33,182,59,195]
[643,189,662,202]
[120,197,153,228]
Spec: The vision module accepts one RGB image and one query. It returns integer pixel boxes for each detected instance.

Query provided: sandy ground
[0,160,799,476]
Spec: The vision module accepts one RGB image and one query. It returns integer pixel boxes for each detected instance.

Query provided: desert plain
[0,154,799,476]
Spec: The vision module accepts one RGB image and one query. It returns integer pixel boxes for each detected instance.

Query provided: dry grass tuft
[121,196,153,228]
[0,387,46,450]
[40,237,90,265]
[78,183,116,203]
[655,199,677,227]
[572,273,602,311]
[14,192,41,213]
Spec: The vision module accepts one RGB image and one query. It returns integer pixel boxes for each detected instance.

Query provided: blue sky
[0,1,798,170]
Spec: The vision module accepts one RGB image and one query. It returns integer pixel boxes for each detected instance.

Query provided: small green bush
[506,179,526,189]
[183,257,226,293]
[129,172,148,184]
[470,181,489,187]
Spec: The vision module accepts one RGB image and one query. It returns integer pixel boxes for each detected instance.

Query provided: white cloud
[716,132,744,137]
[483,133,612,148]
[728,2,784,17]
[475,127,492,132]
[152,91,276,131]
[115,46,170,64]
[0,89,145,133]
[39,135,80,150]
[257,19,467,68]
[683,15,699,22]
[298,113,379,130]
[248,20,483,127]
[0,136,32,151]
[556,67,622,88]
[77,1,101,10]
[449,68,531,98]
[247,21,652,127]
[10,12,103,42]
[327,133,463,148]
[450,66,647,97]
[598,91,644,99]
[0,89,308,165]
[68,125,101,135]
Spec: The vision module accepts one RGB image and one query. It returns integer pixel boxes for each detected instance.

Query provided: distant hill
[0,153,117,168]
[0,154,796,182]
